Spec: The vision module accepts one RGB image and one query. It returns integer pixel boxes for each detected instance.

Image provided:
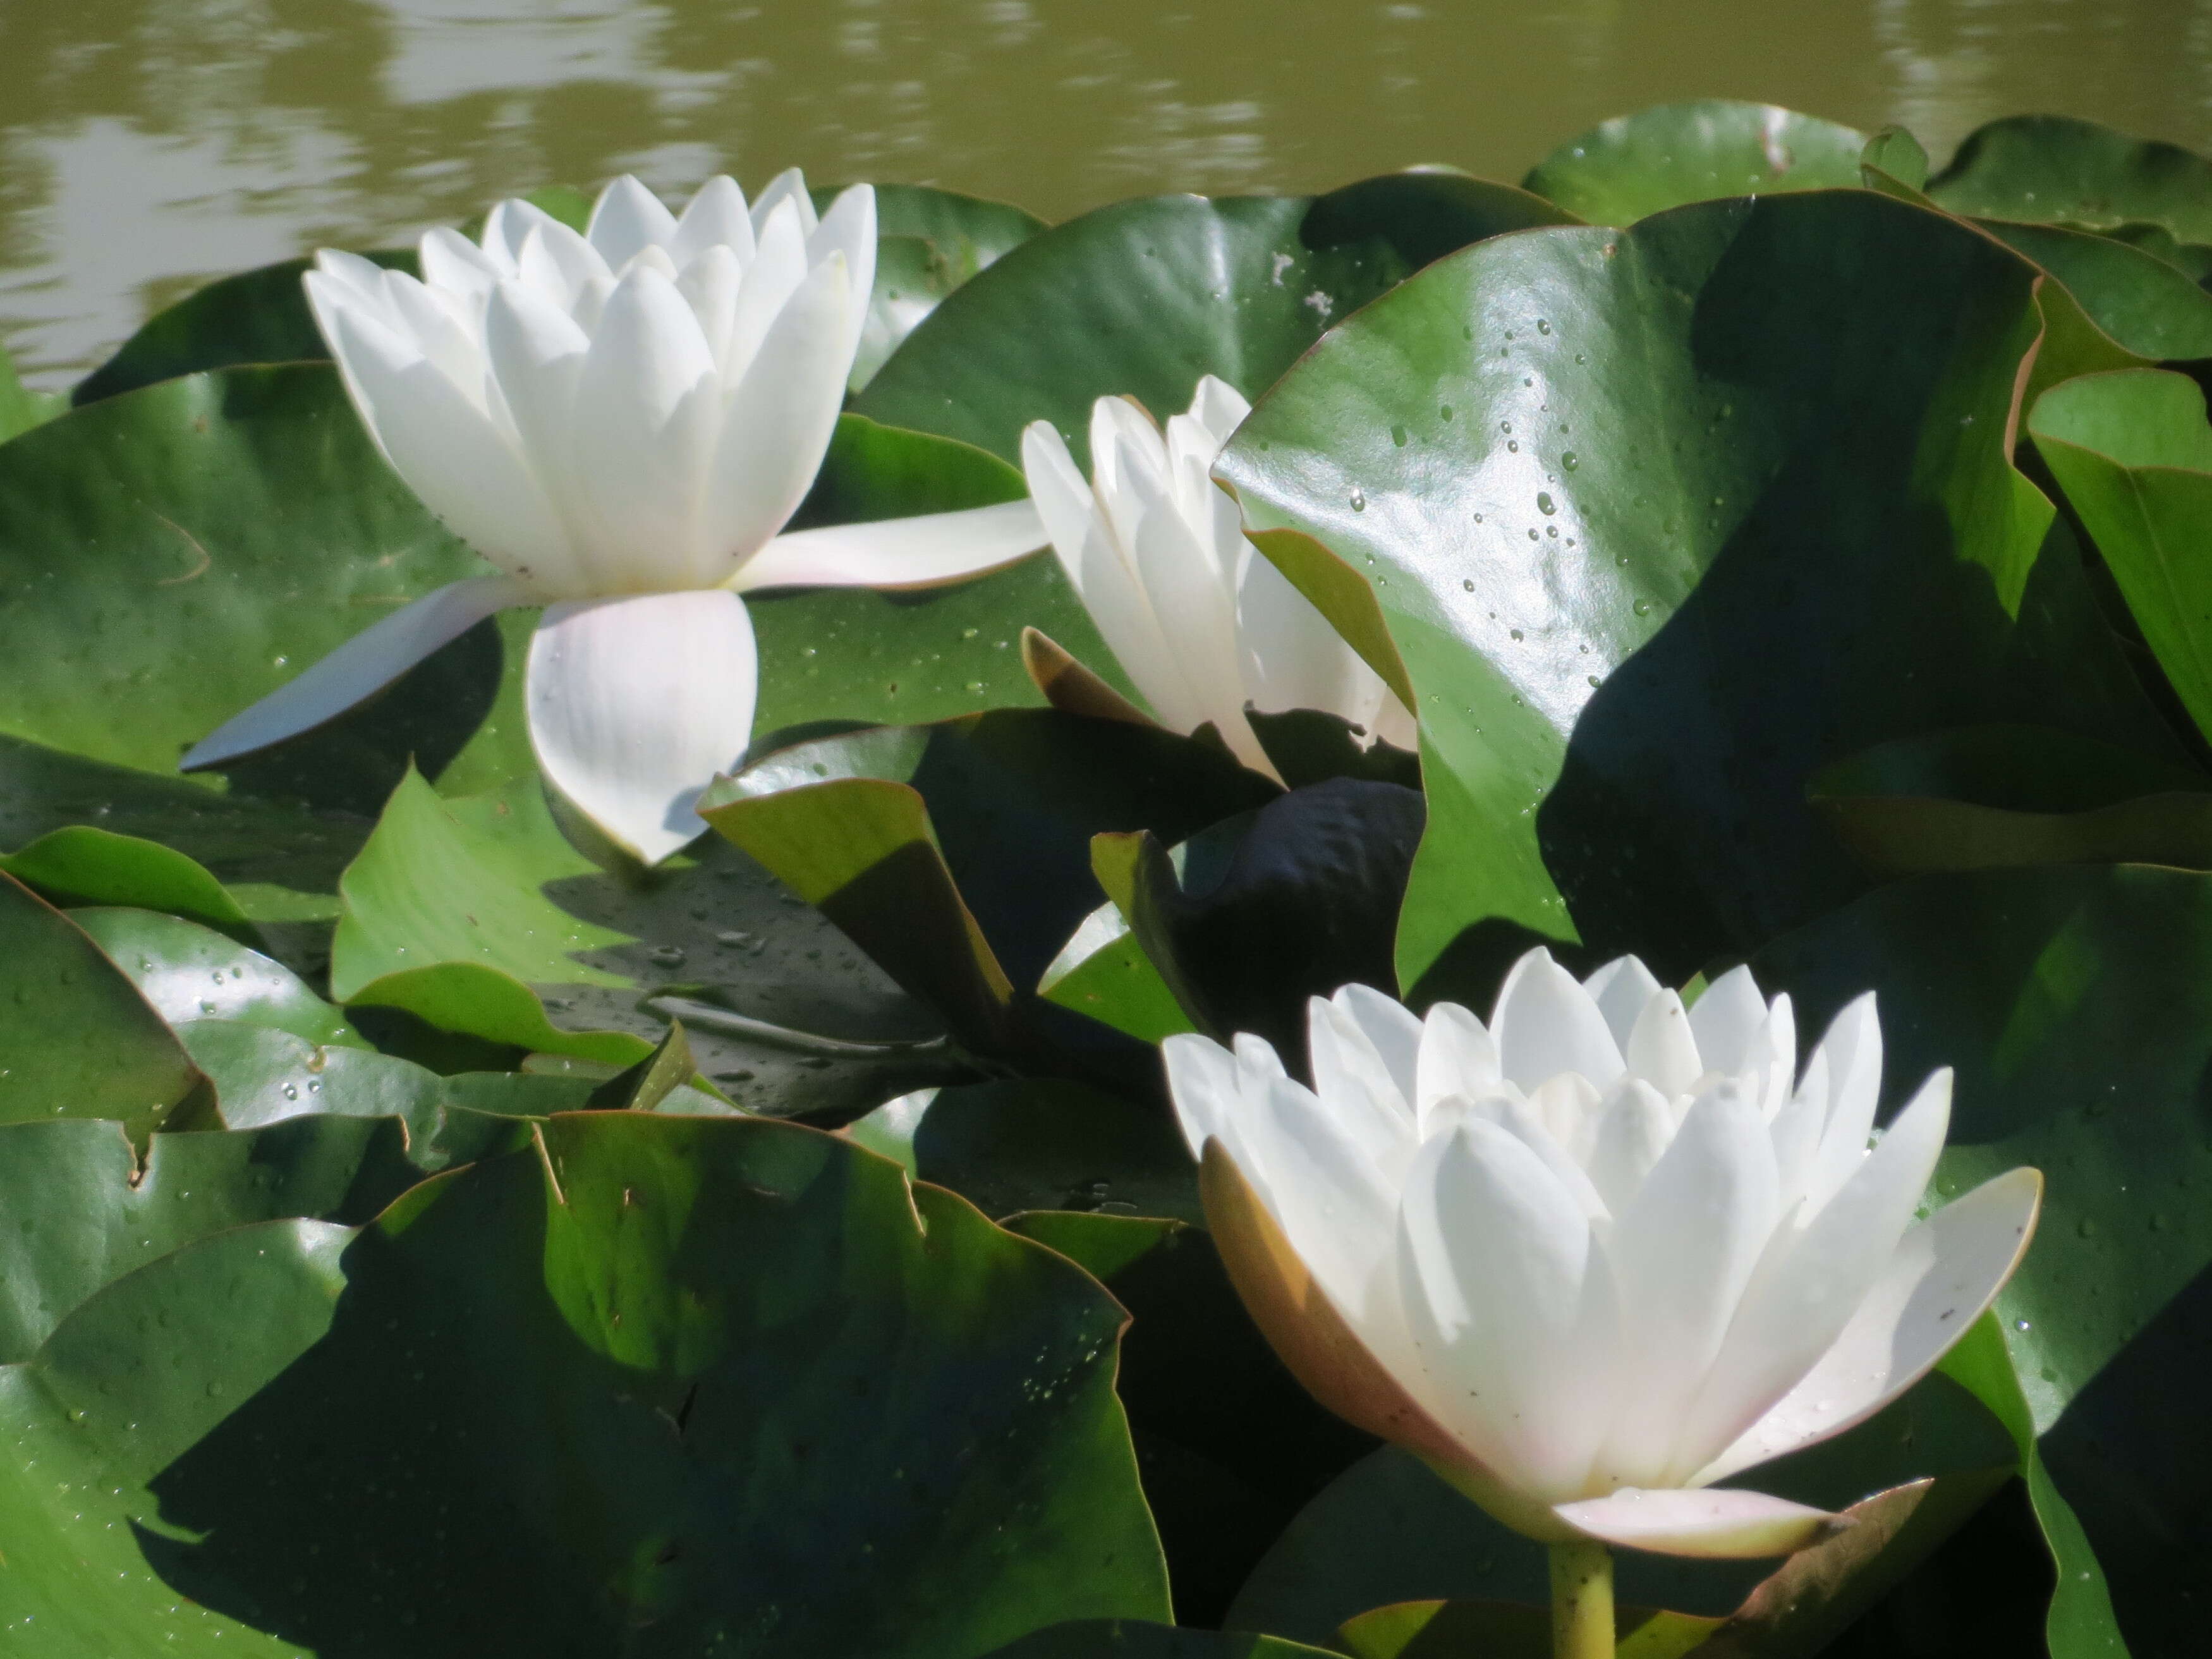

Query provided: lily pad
[1928,115,2212,247]
[0,1112,1171,1655]
[2029,367,2212,746]
[1750,862,2212,1656]
[0,825,251,933]
[834,182,1047,389]
[70,906,366,1048]
[0,1114,421,1362]
[1217,191,2177,996]
[0,875,211,1141]
[983,1624,1334,1658]
[1522,100,1869,224]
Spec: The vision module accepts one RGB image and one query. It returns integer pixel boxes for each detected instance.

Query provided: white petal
[810,184,878,361]
[570,265,719,586]
[1236,531,1383,724]
[1739,994,1798,1119]
[588,175,679,270]
[1584,1078,1675,1217]
[1622,989,1703,1098]
[313,297,571,578]
[1471,1084,1611,1218]
[672,175,753,265]
[732,501,1043,592]
[1696,1166,2041,1486]
[526,590,759,865]
[1329,983,1426,1109]
[703,252,852,572]
[1306,995,1421,1175]
[1581,956,1663,1051]
[1092,398,1167,552]
[1131,480,1270,772]
[418,225,501,301]
[749,166,819,238]
[482,197,566,272]
[1162,1031,1248,1162]
[722,197,810,383]
[1232,1073,1406,1327]
[518,219,613,313]
[1688,965,1768,1075]
[181,575,529,769]
[1397,1118,1615,1498]
[1022,420,1103,584]
[678,244,743,370]
[1669,1069,1957,1481]
[1490,948,1626,1092]
[1590,1077,1780,1488]
[313,248,393,310]
[1188,373,1251,445]
[1805,994,1884,1211]
[1555,1487,1842,1559]
[480,279,592,595]
[1414,1000,1500,1123]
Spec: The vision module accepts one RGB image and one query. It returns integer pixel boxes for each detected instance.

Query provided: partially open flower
[1021,378,1415,781]
[184,171,1043,863]
[1164,948,2041,1558]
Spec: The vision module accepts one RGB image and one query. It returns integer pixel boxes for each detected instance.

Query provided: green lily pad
[983,1624,1335,1658]
[0,1114,421,1362]
[332,769,957,1116]
[1335,1599,1715,1658]
[0,825,250,933]
[856,174,1576,468]
[0,875,211,1141]
[1038,901,1197,1046]
[1972,219,2212,362]
[1750,862,2212,1656]
[833,182,1047,389]
[0,1112,1171,1654]
[1928,115,2212,247]
[2029,367,2212,746]
[1522,100,1869,224]
[70,906,365,1048]
[1217,191,2177,996]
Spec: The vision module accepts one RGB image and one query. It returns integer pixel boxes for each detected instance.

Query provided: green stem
[1548,1538,1614,1659]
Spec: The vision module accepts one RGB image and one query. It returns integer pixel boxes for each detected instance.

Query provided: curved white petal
[750,166,818,239]
[1490,948,1626,1092]
[1231,1073,1404,1326]
[1414,1001,1500,1121]
[482,197,566,273]
[1688,965,1768,1075]
[722,197,810,384]
[1584,1078,1675,1216]
[1555,1487,1842,1559]
[673,176,754,265]
[1188,373,1251,445]
[418,226,501,301]
[732,501,1044,592]
[1398,1117,1615,1498]
[313,298,571,578]
[480,279,593,596]
[588,175,679,270]
[1591,1077,1780,1488]
[811,183,878,361]
[518,219,613,313]
[526,590,759,865]
[1622,989,1702,1097]
[181,575,529,770]
[1806,993,1884,1211]
[1581,956,1664,1051]
[1162,1031,1251,1162]
[1329,983,1425,1109]
[703,252,853,574]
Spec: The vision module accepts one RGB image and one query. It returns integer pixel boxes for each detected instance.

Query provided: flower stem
[1548,1538,1614,1659]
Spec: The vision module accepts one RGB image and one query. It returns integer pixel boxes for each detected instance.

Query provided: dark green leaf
[830,182,1047,389]
[1750,863,2212,1656]
[0,875,210,1140]
[0,1115,420,1362]
[70,906,366,1047]
[1217,192,2179,996]
[983,1623,1335,1658]
[1974,219,2212,362]
[1521,100,1869,224]
[2031,367,2212,746]
[1928,115,2212,246]
[0,825,250,933]
[0,1113,1172,1654]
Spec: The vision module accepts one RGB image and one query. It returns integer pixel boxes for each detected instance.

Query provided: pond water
[4,0,2209,387]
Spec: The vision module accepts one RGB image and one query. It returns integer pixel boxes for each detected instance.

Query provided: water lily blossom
[182,171,1044,863]
[1021,379,1414,781]
[1164,949,2041,1569]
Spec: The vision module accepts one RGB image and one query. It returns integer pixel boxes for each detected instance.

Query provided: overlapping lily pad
[0,1112,1171,1655]
[1928,115,2212,247]
[1522,100,1869,224]
[1218,190,2177,995]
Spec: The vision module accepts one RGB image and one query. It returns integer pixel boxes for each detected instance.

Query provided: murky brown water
[5,0,2210,387]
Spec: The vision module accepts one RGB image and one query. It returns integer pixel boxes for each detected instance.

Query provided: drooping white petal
[1397,1118,1615,1498]
[671,175,754,266]
[181,575,530,770]
[1490,948,1626,1092]
[731,501,1043,592]
[1581,956,1663,1051]
[525,589,759,865]
[312,298,571,578]
[1414,1001,1500,1122]
[703,252,853,573]
[1694,1165,2041,1486]
[1555,1487,1841,1559]
[587,174,681,270]
[1663,1069,1955,1480]
[1687,964,1768,1075]
[1590,1077,1781,1488]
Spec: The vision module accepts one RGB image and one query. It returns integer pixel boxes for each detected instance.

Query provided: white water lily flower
[1164,948,2041,1559]
[1021,379,1415,781]
[183,171,1044,863]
